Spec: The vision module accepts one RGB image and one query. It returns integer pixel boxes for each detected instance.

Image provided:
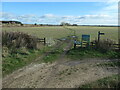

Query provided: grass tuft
[79,74,120,88]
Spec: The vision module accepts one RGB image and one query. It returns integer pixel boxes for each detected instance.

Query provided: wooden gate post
[98,31,100,43]
[74,40,77,49]
[118,39,120,50]
[44,38,46,45]
[74,43,76,49]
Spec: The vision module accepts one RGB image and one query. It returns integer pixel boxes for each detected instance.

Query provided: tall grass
[2,31,42,76]
[93,39,116,52]
[2,31,38,50]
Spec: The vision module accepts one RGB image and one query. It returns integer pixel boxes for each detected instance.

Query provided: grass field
[2,26,120,88]
[2,26,118,42]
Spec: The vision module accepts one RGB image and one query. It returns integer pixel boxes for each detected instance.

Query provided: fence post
[74,40,76,49]
[118,39,120,50]
[98,31,100,43]
[44,38,46,45]
[74,43,76,49]
[91,42,93,48]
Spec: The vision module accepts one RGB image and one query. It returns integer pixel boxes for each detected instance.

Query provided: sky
[0,1,118,25]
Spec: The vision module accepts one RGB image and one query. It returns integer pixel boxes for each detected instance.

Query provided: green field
[2,26,118,42]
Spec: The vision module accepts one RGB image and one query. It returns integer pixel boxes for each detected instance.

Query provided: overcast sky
[0,1,118,25]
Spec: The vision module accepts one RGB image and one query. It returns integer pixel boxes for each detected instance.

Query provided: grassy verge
[2,31,70,76]
[67,48,120,60]
[2,37,69,76]
[2,48,43,77]
[79,74,120,88]
[2,43,61,77]
[96,61,120,67]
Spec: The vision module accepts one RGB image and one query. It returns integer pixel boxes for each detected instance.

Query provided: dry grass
[93,39,116,52]
[2,26,118,42]
[2,31,38,50]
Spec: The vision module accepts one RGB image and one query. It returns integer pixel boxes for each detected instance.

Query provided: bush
[2,31,38,50]
[93,39,115,52]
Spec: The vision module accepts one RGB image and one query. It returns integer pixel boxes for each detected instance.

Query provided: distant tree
[34,23,37,25]
[21,24,24,26]
[60,22,71,26]
[40,24,43,26]
[73,24,78,26]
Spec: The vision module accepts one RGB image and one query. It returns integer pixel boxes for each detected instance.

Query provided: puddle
[61,38,66,41]
[58,38,67,41]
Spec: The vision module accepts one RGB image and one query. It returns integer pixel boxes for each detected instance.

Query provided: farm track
[2,37,119,88]
[2,36,73,88]
[2,59,119,88]
[33,38,69,63]
[41,37,74,87]
[3,37,69,77]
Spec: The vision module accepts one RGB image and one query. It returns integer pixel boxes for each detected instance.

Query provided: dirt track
[2,58,118,88]
[2,37,119,88]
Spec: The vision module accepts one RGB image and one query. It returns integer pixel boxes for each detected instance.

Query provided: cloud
[106,0,119,3]
[1,1,118,25]
[1,12,17,20]
[0,12,42,23]
[98,0,118,15]
[84,14,111,19]
[40,14,57,18]
[0,11,117,25]
[88,0,118,25]
[17,14,40,23]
